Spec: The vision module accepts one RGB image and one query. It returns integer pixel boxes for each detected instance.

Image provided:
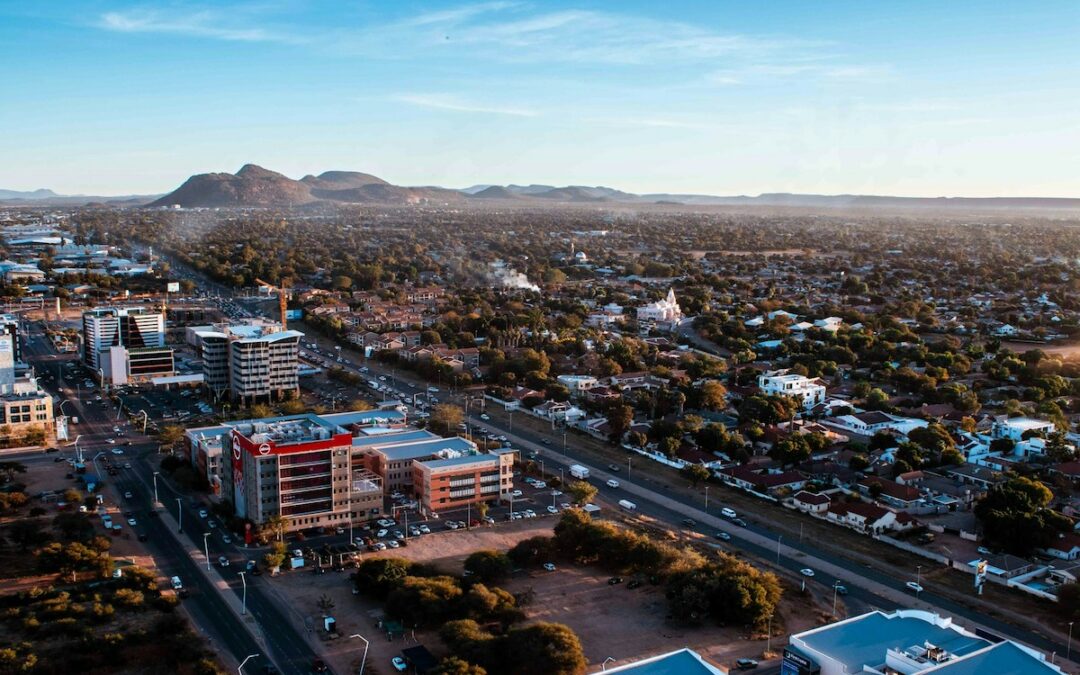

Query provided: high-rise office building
[82,307,174,384]
[187,320,301,402]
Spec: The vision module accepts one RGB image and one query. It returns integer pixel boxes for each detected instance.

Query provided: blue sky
[2,1,1079,196]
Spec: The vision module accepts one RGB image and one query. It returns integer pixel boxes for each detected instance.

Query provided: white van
[606,479,620,489]
[618,499,637,511]
[721,507,738,519]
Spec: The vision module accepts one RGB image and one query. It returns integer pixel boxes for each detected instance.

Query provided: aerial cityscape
[2,2,1079,674]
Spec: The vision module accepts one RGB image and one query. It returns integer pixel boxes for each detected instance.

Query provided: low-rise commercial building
[412,450,514,515]
[784,609,1060,675]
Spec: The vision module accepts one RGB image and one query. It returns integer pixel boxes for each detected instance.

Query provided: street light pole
[916,565,922,598]
[176,498,183,533]
[349,634,370,674]
[776,535,782,564]
[832,582,841,617]
[627,456,631,480]
[1068,621,1074,662]
[238,571,247,615]
[237,654,259,675]
[705,485,710,510]
[153,471,160,503]
[203,533,211,571]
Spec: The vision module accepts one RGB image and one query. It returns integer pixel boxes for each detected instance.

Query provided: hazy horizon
[3,1,1079,197]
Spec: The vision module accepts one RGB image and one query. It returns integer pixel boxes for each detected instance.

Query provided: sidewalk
[485,415,1078,672]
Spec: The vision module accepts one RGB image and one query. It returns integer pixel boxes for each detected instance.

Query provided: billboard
[230,430,247,519]
[166,282,180,293]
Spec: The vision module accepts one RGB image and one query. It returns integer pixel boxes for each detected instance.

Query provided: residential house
[792,490,831,513]
[858,477,924,510]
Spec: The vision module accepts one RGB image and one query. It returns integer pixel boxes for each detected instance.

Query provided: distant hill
[470,186,521,200]
[0,188,59,200]
[151,165,463,208]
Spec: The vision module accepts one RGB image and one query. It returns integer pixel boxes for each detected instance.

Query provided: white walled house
[758,371,826,410]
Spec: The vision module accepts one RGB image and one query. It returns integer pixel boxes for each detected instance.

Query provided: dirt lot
[0,455,156,591]
[270,517,832,674]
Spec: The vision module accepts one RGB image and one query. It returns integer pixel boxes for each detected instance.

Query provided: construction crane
[255,278,290,331]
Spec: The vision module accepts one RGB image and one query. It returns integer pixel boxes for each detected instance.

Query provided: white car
[127,518,137,527]
[606,479,620,489]
[375,529,388,538]
[123,491,133,499]
[110,448,123,455]
[546,505,559,514]
[906,581,924,593]
[510,489,523,498]
[391,656,408,672]
[480,413,490,421]
[170,576,183,590]
[387,540,401,549]
[446,521,460,530]
[551,490,563,497]
[800,568,815,577]
[543,562,557,572]
[218,556,229,567]
[106,439,116,445]
[418,524,431,534]
[198,509,208,518]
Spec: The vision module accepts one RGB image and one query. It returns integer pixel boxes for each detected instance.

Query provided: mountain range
[4,164,1080,210]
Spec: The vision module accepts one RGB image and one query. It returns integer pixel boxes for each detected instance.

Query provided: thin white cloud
[404,2,522,27]
[97,7,297,43]
[393,94,539,117]
[709,62,889,85]
[585,116,711,131]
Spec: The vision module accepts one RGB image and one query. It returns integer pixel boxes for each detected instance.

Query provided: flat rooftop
[230,413,340,445]
[420,453,502,470]
[597,648,723,674]
[375,436,477,461]
[795,611,987,673]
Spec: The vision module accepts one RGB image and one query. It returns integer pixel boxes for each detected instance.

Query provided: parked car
[543,562,556,572]
[735,658,759,670]
[391,656,408,672]
[546,505,559,514]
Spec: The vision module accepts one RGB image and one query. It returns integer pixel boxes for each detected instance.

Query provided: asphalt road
[25,319,319,675]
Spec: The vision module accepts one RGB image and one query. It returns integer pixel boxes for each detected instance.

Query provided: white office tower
[0,335,14,391]
[82,307,173,384]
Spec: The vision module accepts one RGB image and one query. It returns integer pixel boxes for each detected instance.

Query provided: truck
[582,503,601,514]
[569,464,590,480]
[618,499,637,511]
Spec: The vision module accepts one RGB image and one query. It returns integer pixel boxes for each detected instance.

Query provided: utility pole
[176,498,183,533]
[238,571,247,614]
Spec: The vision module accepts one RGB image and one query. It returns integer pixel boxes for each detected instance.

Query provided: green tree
[865,388,890,411]
[682,463,711,487]
[566,480,598,505]
[975,476,1071,556]
[431,657,488,675]
[463,550,512,583]
[604,401,634,444]
[431,404,465,435]
[699,380,728,411]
